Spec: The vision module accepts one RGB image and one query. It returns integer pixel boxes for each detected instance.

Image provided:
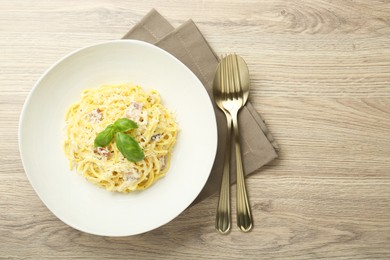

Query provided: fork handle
[232,110,253,232]
[215,112,232,234]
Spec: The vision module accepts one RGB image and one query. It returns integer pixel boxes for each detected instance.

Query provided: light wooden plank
[1,0,390,258]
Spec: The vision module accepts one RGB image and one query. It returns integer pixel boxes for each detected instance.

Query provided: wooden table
[1,1,390,259]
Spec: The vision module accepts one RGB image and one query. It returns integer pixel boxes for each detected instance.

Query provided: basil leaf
[94,124,116,147]
[114,118,138,132]
[116,132,144,162]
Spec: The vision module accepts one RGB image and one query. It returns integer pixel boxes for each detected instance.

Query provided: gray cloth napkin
[123,9,278,203]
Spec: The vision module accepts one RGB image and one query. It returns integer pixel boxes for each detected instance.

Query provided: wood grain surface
[1,0,390,259]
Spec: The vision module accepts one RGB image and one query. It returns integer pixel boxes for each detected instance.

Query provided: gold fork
[213,54,253,233]
[213,55,232,233]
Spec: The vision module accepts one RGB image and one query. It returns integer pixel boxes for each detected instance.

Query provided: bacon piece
[159,155,168,170]
[88,108,103,123]
[94,147,111,157]
[124,101,143,121]
[151,134,161,141]
[123,169,141,184]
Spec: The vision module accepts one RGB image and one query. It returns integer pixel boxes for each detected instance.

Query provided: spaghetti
[63,83,178,192]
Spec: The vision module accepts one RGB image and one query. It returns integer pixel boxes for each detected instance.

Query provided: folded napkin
[123,9,278,204]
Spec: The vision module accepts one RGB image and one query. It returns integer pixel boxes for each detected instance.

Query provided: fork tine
[225,54,231,100]
[233,54,243,101]
[221,55,227,101]
[224,55,229,99]
[219,55,224,98]
[230,54,237,101]
[228,54,235,101]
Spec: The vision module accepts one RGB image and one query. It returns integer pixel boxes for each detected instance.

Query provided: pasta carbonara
[63,83,178,193]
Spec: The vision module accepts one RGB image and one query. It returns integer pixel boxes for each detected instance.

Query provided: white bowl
[19,40,217,236]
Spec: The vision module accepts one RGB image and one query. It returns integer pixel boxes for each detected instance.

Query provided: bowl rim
[18,39,218,236]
